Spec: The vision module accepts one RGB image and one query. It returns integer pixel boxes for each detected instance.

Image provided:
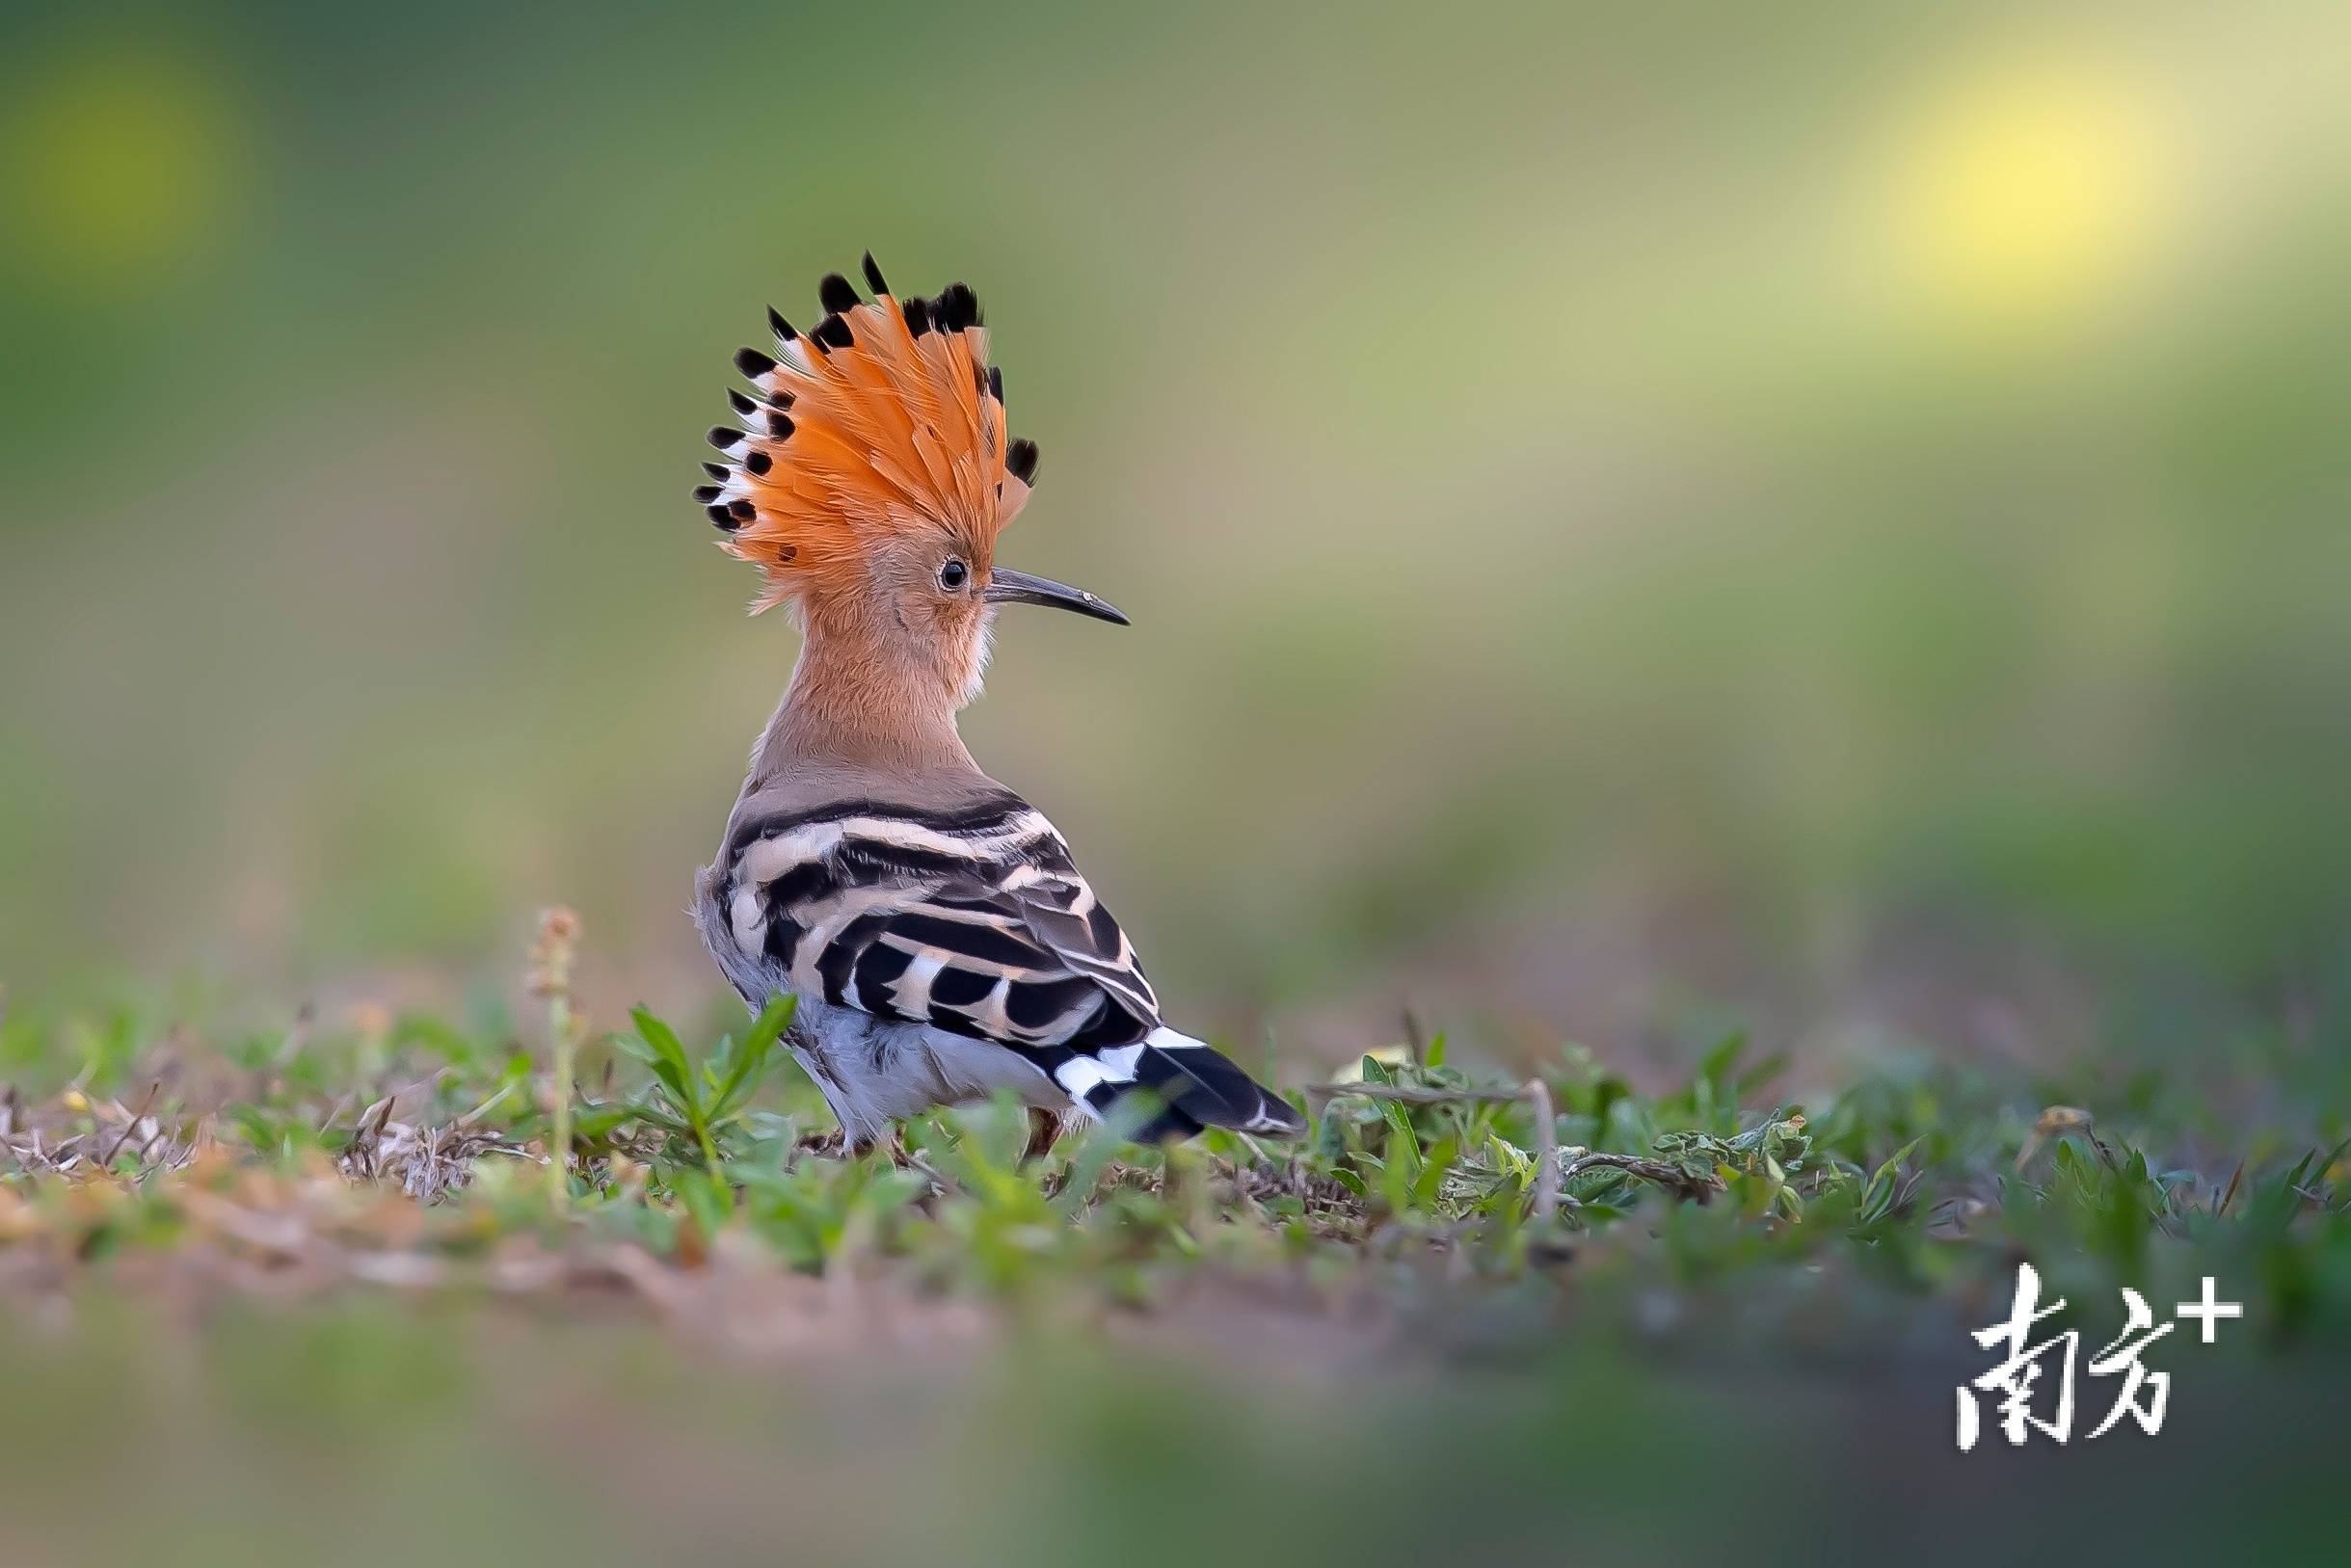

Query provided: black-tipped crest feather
[817,273,862,315]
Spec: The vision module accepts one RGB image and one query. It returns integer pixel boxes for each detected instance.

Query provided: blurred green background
[4,0,2347,1071]
[4,1293,2342,1568]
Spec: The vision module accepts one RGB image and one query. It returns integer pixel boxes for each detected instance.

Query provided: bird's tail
[1074,1027,1305,1142]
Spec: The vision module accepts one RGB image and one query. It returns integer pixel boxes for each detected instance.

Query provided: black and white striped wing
[718,793,1304,1138]
[723,796,1160,1054]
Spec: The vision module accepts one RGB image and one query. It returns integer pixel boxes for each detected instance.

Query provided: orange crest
[693,256,1040,613]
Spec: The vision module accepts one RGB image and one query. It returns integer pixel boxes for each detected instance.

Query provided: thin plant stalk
[529,907,582,1214]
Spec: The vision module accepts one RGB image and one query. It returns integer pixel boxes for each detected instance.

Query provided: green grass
[4,976,2345,1339]
[5,972,2349,1564]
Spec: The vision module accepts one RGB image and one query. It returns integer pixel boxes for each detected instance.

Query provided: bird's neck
[750,598,979,784]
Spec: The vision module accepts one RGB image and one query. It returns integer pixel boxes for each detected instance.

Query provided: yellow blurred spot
[2,45,244,288]
[1330,1044,1413,1083]
[1883,42,2173,328]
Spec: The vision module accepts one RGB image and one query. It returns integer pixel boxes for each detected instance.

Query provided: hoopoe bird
[688,255,1302,1150]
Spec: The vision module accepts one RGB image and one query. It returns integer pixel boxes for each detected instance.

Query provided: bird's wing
[720,793,1161,1056]
[718,792,1303,1138]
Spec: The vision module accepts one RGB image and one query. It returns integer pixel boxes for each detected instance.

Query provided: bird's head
[694,257,1124,712]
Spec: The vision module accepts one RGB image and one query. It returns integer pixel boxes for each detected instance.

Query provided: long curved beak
[983,567,1129,625]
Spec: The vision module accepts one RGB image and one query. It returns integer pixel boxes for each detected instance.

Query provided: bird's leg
[1022,1107,1063,1163]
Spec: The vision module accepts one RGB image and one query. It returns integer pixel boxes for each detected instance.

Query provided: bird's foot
[831,1125,914,1167]
[794,1127,846,1160]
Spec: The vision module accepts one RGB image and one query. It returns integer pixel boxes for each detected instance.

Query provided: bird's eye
[938,558,969,591]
